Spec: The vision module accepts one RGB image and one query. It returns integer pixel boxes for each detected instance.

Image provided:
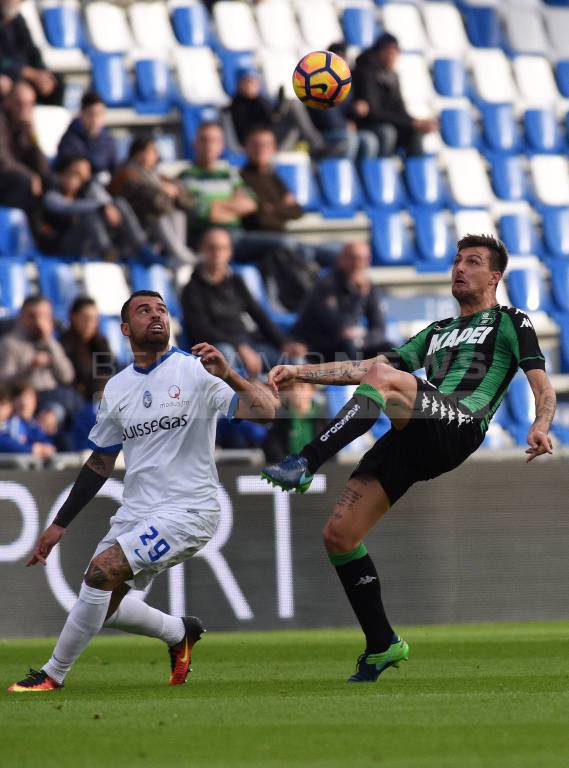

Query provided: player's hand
[27,523,65,566]
[267,364,299,397]
[525,428,553,462]
[192,342,231,380]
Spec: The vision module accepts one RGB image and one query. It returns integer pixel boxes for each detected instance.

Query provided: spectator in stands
[12,380,58,449]
[0,384,55,457]
[0,0,62,104]
[352,33,438,157]
[230,67,326,155]
[179,121,257,246]
[56,91,118,179]
[38,155,150,261]
[181,227,305,376]
[0,78,48,215]
[60,297,114,402]
[110,135,195,265]
[262,382,328,463]
[291,241,388,362]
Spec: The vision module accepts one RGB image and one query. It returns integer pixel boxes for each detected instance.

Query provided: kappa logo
[520,317,532,329]
[427,325,494,356]
[355,576,378,586]
[430,398,439,416]
[447,406,455,424]
[421,393,430,412]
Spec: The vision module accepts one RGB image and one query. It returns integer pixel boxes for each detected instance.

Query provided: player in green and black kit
[261,234,557,682]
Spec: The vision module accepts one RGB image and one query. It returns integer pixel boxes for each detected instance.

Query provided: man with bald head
[291,240,388,363]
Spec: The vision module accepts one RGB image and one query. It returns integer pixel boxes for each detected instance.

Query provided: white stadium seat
[422,2,470,57]
[382,2,427,53]
[83,263,131,317]
[530,155,569,207]
[174,47,229,105]
[468,49,518,104]
[296,0,343,51]
[503,6,548,55]
[259,49,298,100]
[444,149,494,209]
[128,2,178,57]
[20,0,88,72]
[213,1,261,52]
[256,0,303,52]
[512,56,560,108]
[395,54,436,118]
[454,209,497,239]
[85,1,134,53]
[542,7,569,60]
[33,105,72,159]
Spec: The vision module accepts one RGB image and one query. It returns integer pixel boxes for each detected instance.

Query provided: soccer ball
[292,50,352,110]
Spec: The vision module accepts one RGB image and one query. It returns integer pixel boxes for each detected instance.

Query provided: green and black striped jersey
[390,305,546,431]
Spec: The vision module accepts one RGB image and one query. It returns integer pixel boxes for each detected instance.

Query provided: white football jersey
[88,347,238,518]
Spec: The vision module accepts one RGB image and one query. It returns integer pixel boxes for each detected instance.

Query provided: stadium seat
[549,260,569,312]
[42,1,86,50]
[422,3,470,57]
[396,54,436,117]
[98,316,132,368]
[480,422,514,451]
[359,158,405,210]
[275,154,322,213]
[440,108,478,148]
[32,106,72,159]
[91,54,134,108]
[36,258,81,323]
[130,263,182,319]
[83,263,130,317]
[480,104,522,155]
[296,0,343,51]
[174,47,229,105]
[259,49,298,100]
[404,156,447,208]
[342,6,378,49]
[171,2,211,47]
[444,149,494,209]
[454,209,497,239]
[499,213,540,257]
[560,320,569,372]
[505,373,534,444]
[382,2,427,53]
[134,58,177,114]
[468,49,517,104]
[181,105,221,156]
[503,6,548,55]
[0,208,33,258]
[524,109,563,154]
[85,1,134,53]
[0,259,31,315]
[20,0,88,72]
[543,7,569,60]
[490,155,527,202]
[370,211,414,266]
[413,209,455,269]
[530,155,569,208]
[555,60,569,98]
[128,2,178,58]
[220,50,257,97]
[213,1,260,52]
[233,264,297,331]
[255,0,303,52]
[512,56,560,108]
[462,5,503,49]
[506,267,551,314]
[542,207,569,259]
[433,59,467,99]
[318,159,364,218]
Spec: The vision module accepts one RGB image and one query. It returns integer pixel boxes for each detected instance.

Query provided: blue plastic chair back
[220,50,257,97]
[0,258,30,314]
[135,59,173,106]
[507,374,534,427]
[524,109,562,153]
[440,108,477,148]
[405,156,445,207]
[0,208,33,257]
[507,268,549,313]
[549,260,569,312]
[370,211,414,266]
[555,60,569,97]
[414,209,454,265]
[542,207,569,258]
[43,5,85,49]
[276,161,321,212]
[433,59,467,98]
[499,213,538,256]
[130,263,182,319]
[171,3,210,46]
[359,158,404,208]
[36,258,81,322]
[318,159,363,213]
[481,103,520,153]
[91,53,133,107]
[490,155,526,201]
[98,315,131,368]
[342,7,379,47]
[463,6,503,48]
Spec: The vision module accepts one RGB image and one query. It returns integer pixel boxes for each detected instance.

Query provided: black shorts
[351,378,484,505]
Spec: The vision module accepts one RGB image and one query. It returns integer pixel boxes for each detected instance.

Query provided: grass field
[2,622,569,768]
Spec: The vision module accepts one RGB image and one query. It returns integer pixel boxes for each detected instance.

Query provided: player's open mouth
[149,324,165,332]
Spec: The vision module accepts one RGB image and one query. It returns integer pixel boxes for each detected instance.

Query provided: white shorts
[92,507,220,589]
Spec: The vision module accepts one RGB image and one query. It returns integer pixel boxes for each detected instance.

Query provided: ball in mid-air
[292,50,352,110]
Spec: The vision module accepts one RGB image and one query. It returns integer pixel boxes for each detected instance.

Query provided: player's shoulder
[102,364,136,400]
[428,316,455,332]
[497,305,534,326]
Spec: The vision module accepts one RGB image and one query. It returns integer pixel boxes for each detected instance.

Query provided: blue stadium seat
[219,50,256,97]
[0,208,33,257]
[506,374,534,444]
[342,6,379,48]
[130,263,182,319]
[404,156,446,208]
[560,321,569,371]
[98,316,132,368]
[499,213,541,257]
[42,4,86,49]
[0,258,31,315]
[524,109,563,153]
[91,53,134,107]
[555,60,569,97]
[440,107,478,148]
[462,5,504,48]
[542,207,569,259]
[370,211,414,266]
[359,158,405,209]
[549,260,569,312]
[233,264,297,331]
[318,159,364,217]
[276,159,322,213]
[480,423,513,450]
[36,258,81,323]
[414,209,454,269]
[433,59,467,98]
[481,104,521,154]
[181,105,221,156]
[134,59,177,114]
[490,155,527,202]
[171,2,211,46]
[507,268,552,314]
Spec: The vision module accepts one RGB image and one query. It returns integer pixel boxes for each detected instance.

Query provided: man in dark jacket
[56,91,118,177]
[292,241,389,362]
[352,32,437,157]
[181,227,305,376]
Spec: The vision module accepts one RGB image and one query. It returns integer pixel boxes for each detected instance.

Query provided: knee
[85,557,115,590]
[323,518,361,555]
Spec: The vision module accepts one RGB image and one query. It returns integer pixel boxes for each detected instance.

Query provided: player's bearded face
[451,248,496,303]
[127,301,170,349]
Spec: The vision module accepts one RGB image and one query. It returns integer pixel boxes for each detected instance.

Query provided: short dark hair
[20,295,50,312]
[54,154,92,173]
[375,32,399,51]
[70,296,96,315]
[456,233,509,274]
[244,124,275,143]
[128,133,156,160]
[196,121,224,135]
[81,90,104,111]
[0,384,13,403]
[120,290,164,323]
[11,380,34,399]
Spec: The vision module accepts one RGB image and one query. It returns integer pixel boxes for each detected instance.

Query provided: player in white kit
[9,290,276,692]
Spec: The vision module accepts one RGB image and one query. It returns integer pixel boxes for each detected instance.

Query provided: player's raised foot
[261,454,314,494]
[348,635,409,683]
[168,616,206,686]
[7,668,62,693]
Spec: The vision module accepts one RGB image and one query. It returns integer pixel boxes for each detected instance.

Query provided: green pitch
[3,622,569,768]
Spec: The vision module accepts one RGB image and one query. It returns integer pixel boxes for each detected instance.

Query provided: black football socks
[300,383,386,473]
[329,543,394,653]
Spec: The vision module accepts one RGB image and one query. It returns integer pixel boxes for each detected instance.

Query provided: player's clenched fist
[192,342,230,380]
[267,364,299,396]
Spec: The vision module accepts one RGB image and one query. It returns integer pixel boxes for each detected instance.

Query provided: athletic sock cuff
[355,383,386,411]
[79,582,112,605]
[328,542,368,566]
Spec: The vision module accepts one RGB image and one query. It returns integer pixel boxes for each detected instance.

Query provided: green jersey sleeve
[390,323,435,373]
[503,309,546,372]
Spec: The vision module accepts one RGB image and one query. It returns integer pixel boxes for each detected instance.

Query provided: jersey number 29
[139,526,171,562]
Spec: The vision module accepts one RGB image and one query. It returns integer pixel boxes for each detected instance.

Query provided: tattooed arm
[524,368,556,463]
[268,355,392,394]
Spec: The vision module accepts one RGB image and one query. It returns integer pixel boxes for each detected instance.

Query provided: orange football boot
[168,616,206,685]
[8,669,62,693]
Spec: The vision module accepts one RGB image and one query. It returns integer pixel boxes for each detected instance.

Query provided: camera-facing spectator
[0,0,62,104]
[0,79,48,214]
[56,91,118,178]
[0,383,55,458]
[262,382,329,463]
[12,380,58,447]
